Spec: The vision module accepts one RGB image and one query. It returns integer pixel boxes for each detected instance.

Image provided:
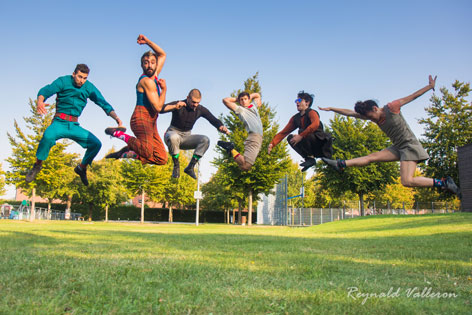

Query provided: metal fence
[1,204,82,221]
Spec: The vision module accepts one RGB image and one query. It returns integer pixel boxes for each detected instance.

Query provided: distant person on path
[217,92,263,171]
[26,64,124,186]
[105,34,169,166]
[268,91,333,171]
[319,75,461,197]
[161,89,229,179]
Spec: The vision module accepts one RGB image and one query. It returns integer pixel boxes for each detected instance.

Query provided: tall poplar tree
[213,73,290,224]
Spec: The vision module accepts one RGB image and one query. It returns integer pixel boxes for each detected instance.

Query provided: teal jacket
[37,75,114,117]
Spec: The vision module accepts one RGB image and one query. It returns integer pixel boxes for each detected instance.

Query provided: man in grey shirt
[218,92,263,171]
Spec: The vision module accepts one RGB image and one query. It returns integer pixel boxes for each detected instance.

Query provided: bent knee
[400,177,415,187]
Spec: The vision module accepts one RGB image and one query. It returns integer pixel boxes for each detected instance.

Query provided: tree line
[2,76,470,221]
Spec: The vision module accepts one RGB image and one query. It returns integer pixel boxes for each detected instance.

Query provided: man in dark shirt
[162,89,229,179]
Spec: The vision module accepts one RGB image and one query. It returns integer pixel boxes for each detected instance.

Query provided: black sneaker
[443,176,461,199]
[184,165,197,179]
[172,157,180,179]
[300,158,317,172]
[217,141,234,155]
[74,165,89,186]
[105,146,129,159]
[321,157,344,173]
[105,126,127,136]
[25,163,42,183]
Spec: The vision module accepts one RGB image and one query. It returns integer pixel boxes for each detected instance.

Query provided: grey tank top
[378,105,421,148]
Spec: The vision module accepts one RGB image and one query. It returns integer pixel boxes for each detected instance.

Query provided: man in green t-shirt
[25,64,124,186]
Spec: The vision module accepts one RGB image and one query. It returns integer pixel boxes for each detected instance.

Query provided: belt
[55,113,78,122]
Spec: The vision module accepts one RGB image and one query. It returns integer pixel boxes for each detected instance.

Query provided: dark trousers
[288,131,333,159]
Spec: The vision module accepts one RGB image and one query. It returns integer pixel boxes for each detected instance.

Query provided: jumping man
[162,89,229,179]
[218,92,263,171]
[268,91,332,171]
[25,64,124,186]
[105,34,168,166]
[319,75,461,197]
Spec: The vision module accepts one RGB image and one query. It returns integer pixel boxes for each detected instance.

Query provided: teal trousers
[36,118,102,166]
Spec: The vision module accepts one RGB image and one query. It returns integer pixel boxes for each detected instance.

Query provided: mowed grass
[0,214,471,314]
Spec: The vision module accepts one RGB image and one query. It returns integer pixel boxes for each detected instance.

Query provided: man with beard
[162,89,229,179]
[105,34,177,166]
[25,63,124,186]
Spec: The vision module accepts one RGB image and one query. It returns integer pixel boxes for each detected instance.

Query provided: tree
[161,152,195,222]
[285,159,305,208]
[213,73,290,225]
[6,100,79,219]
[75,156,129,221]
[0,163,6,197]
[317,115,399,215]
[419,80,471,197]
[120,159,166,223]
[201,168,239,223]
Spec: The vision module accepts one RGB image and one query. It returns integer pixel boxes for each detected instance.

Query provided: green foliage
[285,159,305,208]
[120,159,167,203]
[162,152,196,208]
[419,80,472,188]
[212,73,290,203]
[75,157,129,216]
[317,115,399,213]
[5,99,79,198]
[0,163,6,197]
[201,168,237,211]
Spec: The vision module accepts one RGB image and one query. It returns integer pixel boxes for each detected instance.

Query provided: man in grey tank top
[217,92,263,171]
[319,75,461,198]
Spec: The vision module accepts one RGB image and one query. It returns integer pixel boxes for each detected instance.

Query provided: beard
[144,66,156,77]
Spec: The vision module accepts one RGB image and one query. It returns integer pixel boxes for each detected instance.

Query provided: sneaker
[25,163,42,183]
[300,158,317,172]
[217,140,234,155]
[172,158,180,179]
[321,157,344,173]
[105,126,127,136]
[74,165,89,186]
[105,146,129,159]
[184,165,197,179]
[443,176,462,198]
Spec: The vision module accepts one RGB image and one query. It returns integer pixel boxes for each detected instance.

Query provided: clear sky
[0,0,471,199]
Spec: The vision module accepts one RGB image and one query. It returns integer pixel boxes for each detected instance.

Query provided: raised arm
[250,93,262,107]
[222,97,238,112]
[396,75,436,107]
[318,106,364,119]
[137,34,166,76]
[139,78,167,113]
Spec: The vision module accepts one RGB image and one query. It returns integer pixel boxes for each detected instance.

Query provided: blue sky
[0,0,471,198]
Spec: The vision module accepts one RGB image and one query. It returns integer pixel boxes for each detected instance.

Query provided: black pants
[288,131,333,159]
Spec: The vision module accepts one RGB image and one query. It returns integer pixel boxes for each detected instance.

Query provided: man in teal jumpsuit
[25,64,124,186]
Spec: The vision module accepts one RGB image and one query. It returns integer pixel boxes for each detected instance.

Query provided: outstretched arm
[137,34,166,76]
[250,93,262,107]
[396,75,436,107]
[318,106,364,119]
[222,97,238,112]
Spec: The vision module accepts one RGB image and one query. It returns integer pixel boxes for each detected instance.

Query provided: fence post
[342,203,345,220]
[402,202,405,215]
[446,202,448,213]
[321,208,323,224]
[310,208,313,226]
[330,207,333,222]
[415,201,418,215]
[431,202,434,214]
[299,208,302,226]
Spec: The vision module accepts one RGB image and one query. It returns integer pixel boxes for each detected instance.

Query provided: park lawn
[0,213,471,314]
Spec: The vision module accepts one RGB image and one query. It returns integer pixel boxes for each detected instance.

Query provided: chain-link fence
[257,176,460,226]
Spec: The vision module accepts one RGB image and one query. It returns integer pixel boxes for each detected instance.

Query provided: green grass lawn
[0,213,471,314]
